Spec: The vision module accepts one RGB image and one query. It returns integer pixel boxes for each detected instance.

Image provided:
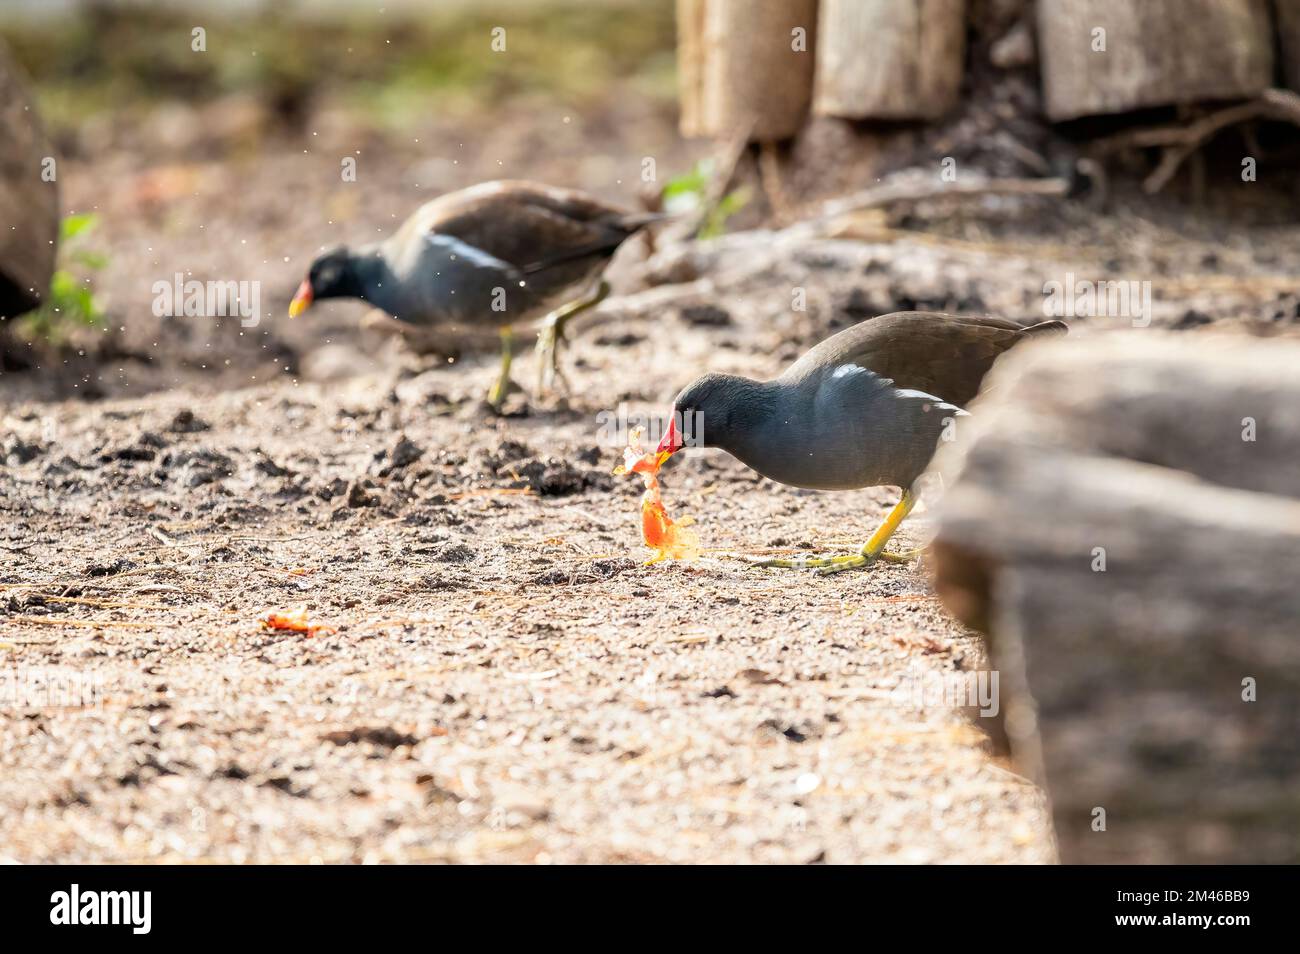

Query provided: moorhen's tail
[614,211,674,231]
[1022,319,1069,337]
[521,212,673,275]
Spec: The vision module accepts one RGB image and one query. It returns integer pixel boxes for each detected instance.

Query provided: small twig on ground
[758,140,792,223]
[5,615,169,630]
[446,487,537,501]
[1091,89,1300,194]
[804,171,1072,232]
[24,594,174,611]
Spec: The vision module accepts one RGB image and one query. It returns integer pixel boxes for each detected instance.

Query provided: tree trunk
[0,43,58,319]
[814,0,967,120]
[676,0,818,141]
[1037,0,1275,121]
[931,333,1300,863]
[676,0,709,138]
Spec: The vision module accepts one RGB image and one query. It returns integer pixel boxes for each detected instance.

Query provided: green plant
[662,159,751,239]
[19,213,107,342]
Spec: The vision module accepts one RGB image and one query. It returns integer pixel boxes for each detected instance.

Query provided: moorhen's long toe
[656,311,1067,573]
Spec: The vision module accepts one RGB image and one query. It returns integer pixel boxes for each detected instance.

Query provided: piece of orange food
[263,609,337,638]
[614,427,699,563]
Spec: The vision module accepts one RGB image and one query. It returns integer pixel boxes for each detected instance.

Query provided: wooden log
[947,332,1300,499]
[676,0,709,138]
[676,0,818,141]
[931,333,1300,863]
[813,0,967,120]
[1037,0,1275,121]
[0,42,58,318]
[1277,0,1300,92]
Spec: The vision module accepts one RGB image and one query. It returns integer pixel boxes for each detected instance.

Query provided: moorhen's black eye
[316,262,341,289]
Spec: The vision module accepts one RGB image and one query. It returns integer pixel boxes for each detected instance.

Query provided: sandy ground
[1,214,1063,862]
[1,354,1053,863]
[6,90,1300,863]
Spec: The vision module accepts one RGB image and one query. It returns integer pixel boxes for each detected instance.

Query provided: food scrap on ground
[262,610,337,638]
[613,427,700,563]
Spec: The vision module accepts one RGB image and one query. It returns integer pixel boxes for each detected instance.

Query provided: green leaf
[699,187,750,239]
[49,269,76,297]
[70,250,108,271]
[60,212,99,241]
[661,158,714,202]
[27,214,110,338]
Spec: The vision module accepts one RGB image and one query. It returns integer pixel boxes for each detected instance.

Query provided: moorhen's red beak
[288,279,313,318]
[655,415,684,465]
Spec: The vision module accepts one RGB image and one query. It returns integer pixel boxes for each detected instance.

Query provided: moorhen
[655,311,1067,573]
[289,180,660,406]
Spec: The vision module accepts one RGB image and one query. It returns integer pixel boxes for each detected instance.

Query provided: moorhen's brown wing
[781,312,1066,408]
[396,180,642,276]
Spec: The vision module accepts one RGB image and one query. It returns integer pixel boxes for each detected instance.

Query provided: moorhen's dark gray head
[658,372,774,459]
[289,246,363,317]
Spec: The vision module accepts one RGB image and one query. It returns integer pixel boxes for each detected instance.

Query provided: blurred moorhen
[289,180,661,407]
[656,311,1067,573]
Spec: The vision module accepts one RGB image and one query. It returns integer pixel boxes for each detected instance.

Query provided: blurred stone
[345,480,377,508]
[3,436,42,465]
[301,344,368,382]
[387,434,424,470]
[169,409,210,433]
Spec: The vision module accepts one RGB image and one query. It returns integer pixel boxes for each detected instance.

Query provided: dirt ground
[2,364,1055,864]
[6,83,1300,863]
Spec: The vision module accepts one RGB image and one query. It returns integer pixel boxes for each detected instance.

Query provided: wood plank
[814,0,966,120]
[1037,0,1274,121]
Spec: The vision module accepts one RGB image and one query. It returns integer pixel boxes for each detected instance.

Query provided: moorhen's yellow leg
[535,279,611,394]
[487,326,516,410]
[756,490,918,574]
